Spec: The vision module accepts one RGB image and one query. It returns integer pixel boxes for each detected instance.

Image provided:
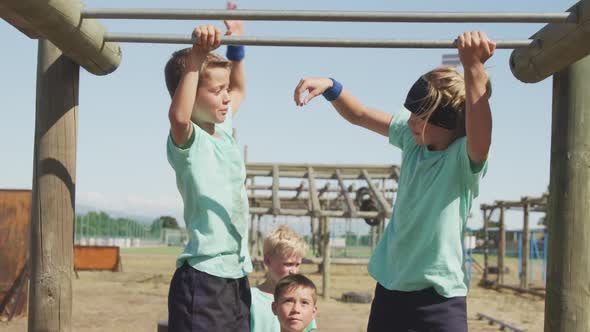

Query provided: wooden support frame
[510,0,590,83]
[307,166,321,218]
[1,0,121,75]
[361,169,392,218]
[335,169,357,218]
[272,164,281,216]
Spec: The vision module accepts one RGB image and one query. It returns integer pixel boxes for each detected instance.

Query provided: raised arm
[224,2,246,116]
[458,31,496,165]
[168,25,221,146]
[294,77,392,137]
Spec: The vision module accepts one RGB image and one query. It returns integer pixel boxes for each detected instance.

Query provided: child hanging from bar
[293,31,495,332]
[250,225,318,332]
[164,2,252,331]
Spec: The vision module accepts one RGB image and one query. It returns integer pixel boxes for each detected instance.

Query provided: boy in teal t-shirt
[164,16,252,332]
[250,226,317,332]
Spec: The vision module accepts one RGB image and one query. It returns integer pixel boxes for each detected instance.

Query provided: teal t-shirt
[250,287,317,332]
[167,110,252,279]
[368,108,487,298]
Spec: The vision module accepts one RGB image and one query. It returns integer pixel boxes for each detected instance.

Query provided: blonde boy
[165,18,252,332]
[272,274,318,332]
[250,226,317,331]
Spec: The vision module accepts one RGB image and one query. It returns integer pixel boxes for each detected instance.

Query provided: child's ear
[312,305,317,318]
[263,255,271,267]
[271,302,278,315]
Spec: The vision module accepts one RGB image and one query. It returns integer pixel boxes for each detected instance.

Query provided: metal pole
[545,54,590,332]
[82,8,576,23]
[104,34,535,49]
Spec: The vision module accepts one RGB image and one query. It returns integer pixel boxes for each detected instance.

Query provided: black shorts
[167,262,251,332]
[367,283,467,332]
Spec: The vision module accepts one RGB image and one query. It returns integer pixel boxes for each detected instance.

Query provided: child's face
[192,67,231,124]
[265,253,302,283]
[407,112,457,150]
[272,286,317,332]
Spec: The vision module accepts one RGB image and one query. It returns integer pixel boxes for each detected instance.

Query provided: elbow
[468,142,491,164]
[168,110,191,128]
[348,109,367,126]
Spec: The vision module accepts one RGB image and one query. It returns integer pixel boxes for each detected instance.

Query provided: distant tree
[151,216,179,232]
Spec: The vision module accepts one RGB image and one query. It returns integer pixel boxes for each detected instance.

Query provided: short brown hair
[274,274,317,304]
[164,48,231,98]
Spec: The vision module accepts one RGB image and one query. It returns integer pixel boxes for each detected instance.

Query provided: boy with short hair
[164,17,252,332]
[250,226,317,331]
[272,274,318,332]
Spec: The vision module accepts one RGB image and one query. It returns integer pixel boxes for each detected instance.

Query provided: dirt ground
[1,250,545,332]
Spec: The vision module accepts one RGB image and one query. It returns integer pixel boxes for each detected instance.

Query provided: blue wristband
[226,45,245,61]
[323,78,343,101]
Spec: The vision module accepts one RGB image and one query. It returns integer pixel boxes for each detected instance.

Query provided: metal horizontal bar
[104,33,536,49]
[83,8,576,24]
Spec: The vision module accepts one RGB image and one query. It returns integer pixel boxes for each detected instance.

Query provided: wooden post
[482,207,489,283]
[249,214,257,257]
[29,39,79,332]
[545,55,590,332]
[320,216,330,300]
[317,216,325,273]
[271,164,280,216]
[370,225,378,251]
[521,201,530,290]
[498,204,506,285]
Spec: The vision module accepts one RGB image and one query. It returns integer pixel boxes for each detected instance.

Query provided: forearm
[229,59,246,111]
[169,70,199,126]
[331,90,369,125]
[464,63,492,163]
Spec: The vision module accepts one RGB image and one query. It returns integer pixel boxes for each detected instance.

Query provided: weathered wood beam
[1,0,121,75]
[510,0,590,83]
[307,167,321,218]
[272,164,280,215]
[361,169,392,218]
[335,169,357,218]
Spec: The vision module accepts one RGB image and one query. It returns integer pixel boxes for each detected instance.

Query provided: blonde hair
[164,48,231,98]
[263,225,306,259]
[417,66,492,136]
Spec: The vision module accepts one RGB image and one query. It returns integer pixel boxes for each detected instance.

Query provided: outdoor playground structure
[480,193,550,298]
[1,0,590,331]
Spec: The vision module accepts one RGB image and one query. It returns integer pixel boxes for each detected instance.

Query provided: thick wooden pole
[28,39,79,332]
[545,55,590,332]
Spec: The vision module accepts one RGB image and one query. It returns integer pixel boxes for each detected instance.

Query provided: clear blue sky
[0,0,574,229]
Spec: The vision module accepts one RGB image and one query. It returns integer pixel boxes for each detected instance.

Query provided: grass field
[2,247,545,331]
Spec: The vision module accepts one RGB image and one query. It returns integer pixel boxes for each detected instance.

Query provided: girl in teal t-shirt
[293,31,495,332]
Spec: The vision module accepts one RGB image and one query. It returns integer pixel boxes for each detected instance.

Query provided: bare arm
[294,78,392,137]
[224,3,246,116]
[168,25,221,146]
[458,31,496,164]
